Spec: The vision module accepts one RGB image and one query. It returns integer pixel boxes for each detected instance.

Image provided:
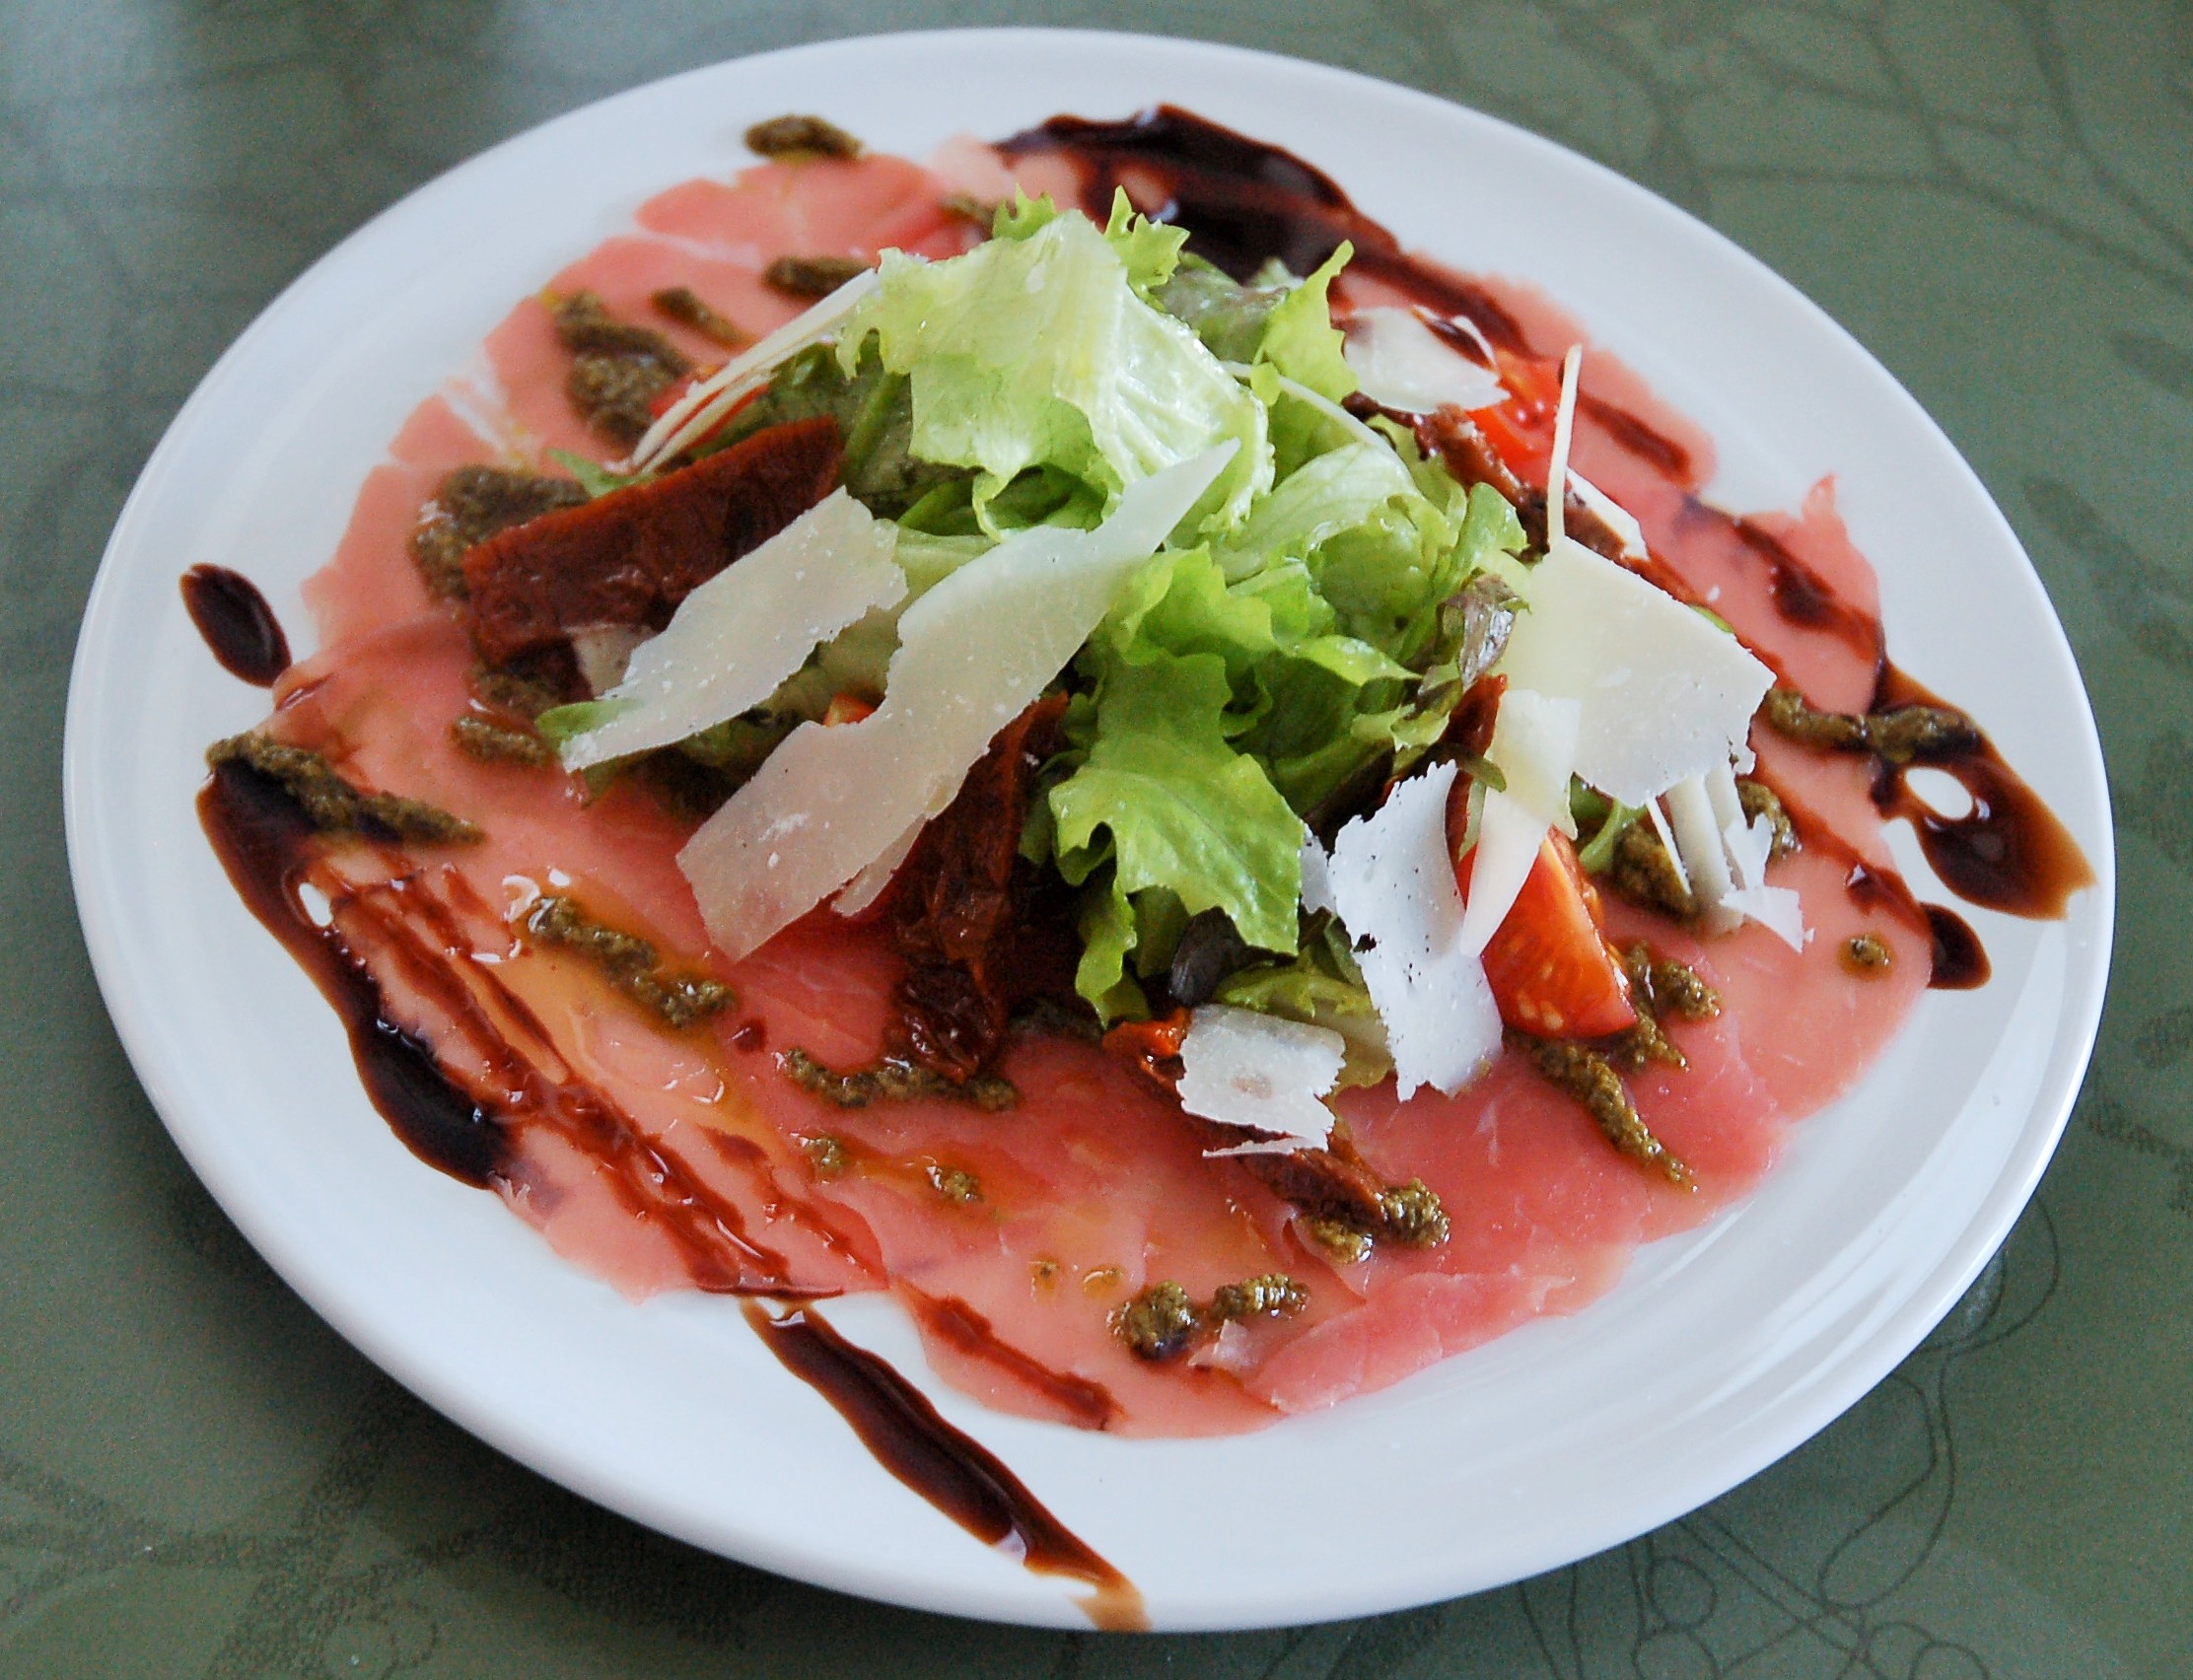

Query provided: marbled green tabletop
[4,3,2185,1675]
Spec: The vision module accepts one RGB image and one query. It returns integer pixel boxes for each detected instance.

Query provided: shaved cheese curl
[570,624,649,697]
[1319,762,1502,1098]
[832,819,922,916]
[557,491,902,770]
[1706,760,1748,848]
[1723,880,1807,949]
[1299,829,1336,918]
[1663,772,1733,911]
[679,446,1235,959]
[623,269,882,473]
[1455,788,1547,962]
[1568,468,1648,560]
[1485,687,1581,835]
[1646,797,1692,897]
[1179,1005,1346,1155]
[1495,536,1774,806]
[1342,308,1505,414]
[1544,343,1583,549]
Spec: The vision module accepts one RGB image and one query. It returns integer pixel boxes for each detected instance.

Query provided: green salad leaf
[1155,254,1289,364]
[1253,243,1355,402]
[838,206,1271,537]
[575,202,1548,1048]
[1045,653,1304,1019]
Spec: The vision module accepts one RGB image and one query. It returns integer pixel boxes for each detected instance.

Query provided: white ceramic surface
[63,29,2113,1633]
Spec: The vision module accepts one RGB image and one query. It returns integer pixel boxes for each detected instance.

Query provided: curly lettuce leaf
[1254,243,1355,403]
[839,209,1271,537]
[1046,652,1304,1017]
[1155,254,1289,363]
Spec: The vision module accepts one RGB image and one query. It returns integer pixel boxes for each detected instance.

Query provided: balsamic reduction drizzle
[904,1286,1122,1431]
[1868,665,2092,922]
[198,760,507,1182]
[181,564,291,686]
[744,1301,1147,1631]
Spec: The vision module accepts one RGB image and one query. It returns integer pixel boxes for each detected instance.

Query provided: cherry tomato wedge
[1448,784,1637,1039]
[1473,348,1563,483]
[822,691,879,727]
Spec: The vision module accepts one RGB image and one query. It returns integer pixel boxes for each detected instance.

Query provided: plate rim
[62,25,2116,1632]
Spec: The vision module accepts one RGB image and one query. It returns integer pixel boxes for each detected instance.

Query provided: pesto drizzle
[778,1046,1019,1113]
[206,735,482,846]
[743,113,865,161]
[524,894,733,1028]
[1111,1272,1310,1362]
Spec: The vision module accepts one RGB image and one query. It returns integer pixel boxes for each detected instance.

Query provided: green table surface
[4,2,2183,1675]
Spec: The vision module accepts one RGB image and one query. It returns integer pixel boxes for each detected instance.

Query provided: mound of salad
[193,110,2069,1440]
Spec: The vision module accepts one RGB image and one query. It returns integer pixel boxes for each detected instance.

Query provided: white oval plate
[64,29,2112,1633]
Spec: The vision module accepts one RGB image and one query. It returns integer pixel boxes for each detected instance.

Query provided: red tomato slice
[1447,781,1637,1040]
[1474,348,1562,483]
[821,691,879,727]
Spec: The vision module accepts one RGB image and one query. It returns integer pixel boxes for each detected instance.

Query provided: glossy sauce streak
[1870,665,2093,921]
[743,1300,1147,1631]
[1729,514,1885,665]
[182,564,292,686]
[1769,778,1991,991]
[198,761,506,1182]
[903,1286,1122,1431]
[1924,905,1991,991]
[1579,393,1692,481]
[199,713,1122,1604]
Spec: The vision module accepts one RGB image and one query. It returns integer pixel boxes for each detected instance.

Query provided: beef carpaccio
[194,111,2089,1468]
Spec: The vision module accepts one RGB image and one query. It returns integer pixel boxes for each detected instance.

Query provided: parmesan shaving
[1299,828,1336,917]
[1568,468,1648,560]
[1453,685,1581,961]
[1718,772,1808,948]
[622,269,882,473]
[1341,307,1506,414]
[1663,772,1733,910]
[556,491,903,772]
[1455,787,1545,962]
[1722,812,1771,894]
[1318,761,1502,1098]
[1705,760,1747,850]
[1179,1005,1346,1155]
[1722,880,1807,950]
[678,446,1235,960]
[832,819,921,916]
[1485,687,1581,836]
[1543,343,1583,550]
[1647,797,1692,898]
[1494,536,1774,806]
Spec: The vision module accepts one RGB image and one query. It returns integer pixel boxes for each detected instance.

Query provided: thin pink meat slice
[717,936,1333,1436]
[638,155,976,264]
[303,394,491,648]
[251,147,1936,1436]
